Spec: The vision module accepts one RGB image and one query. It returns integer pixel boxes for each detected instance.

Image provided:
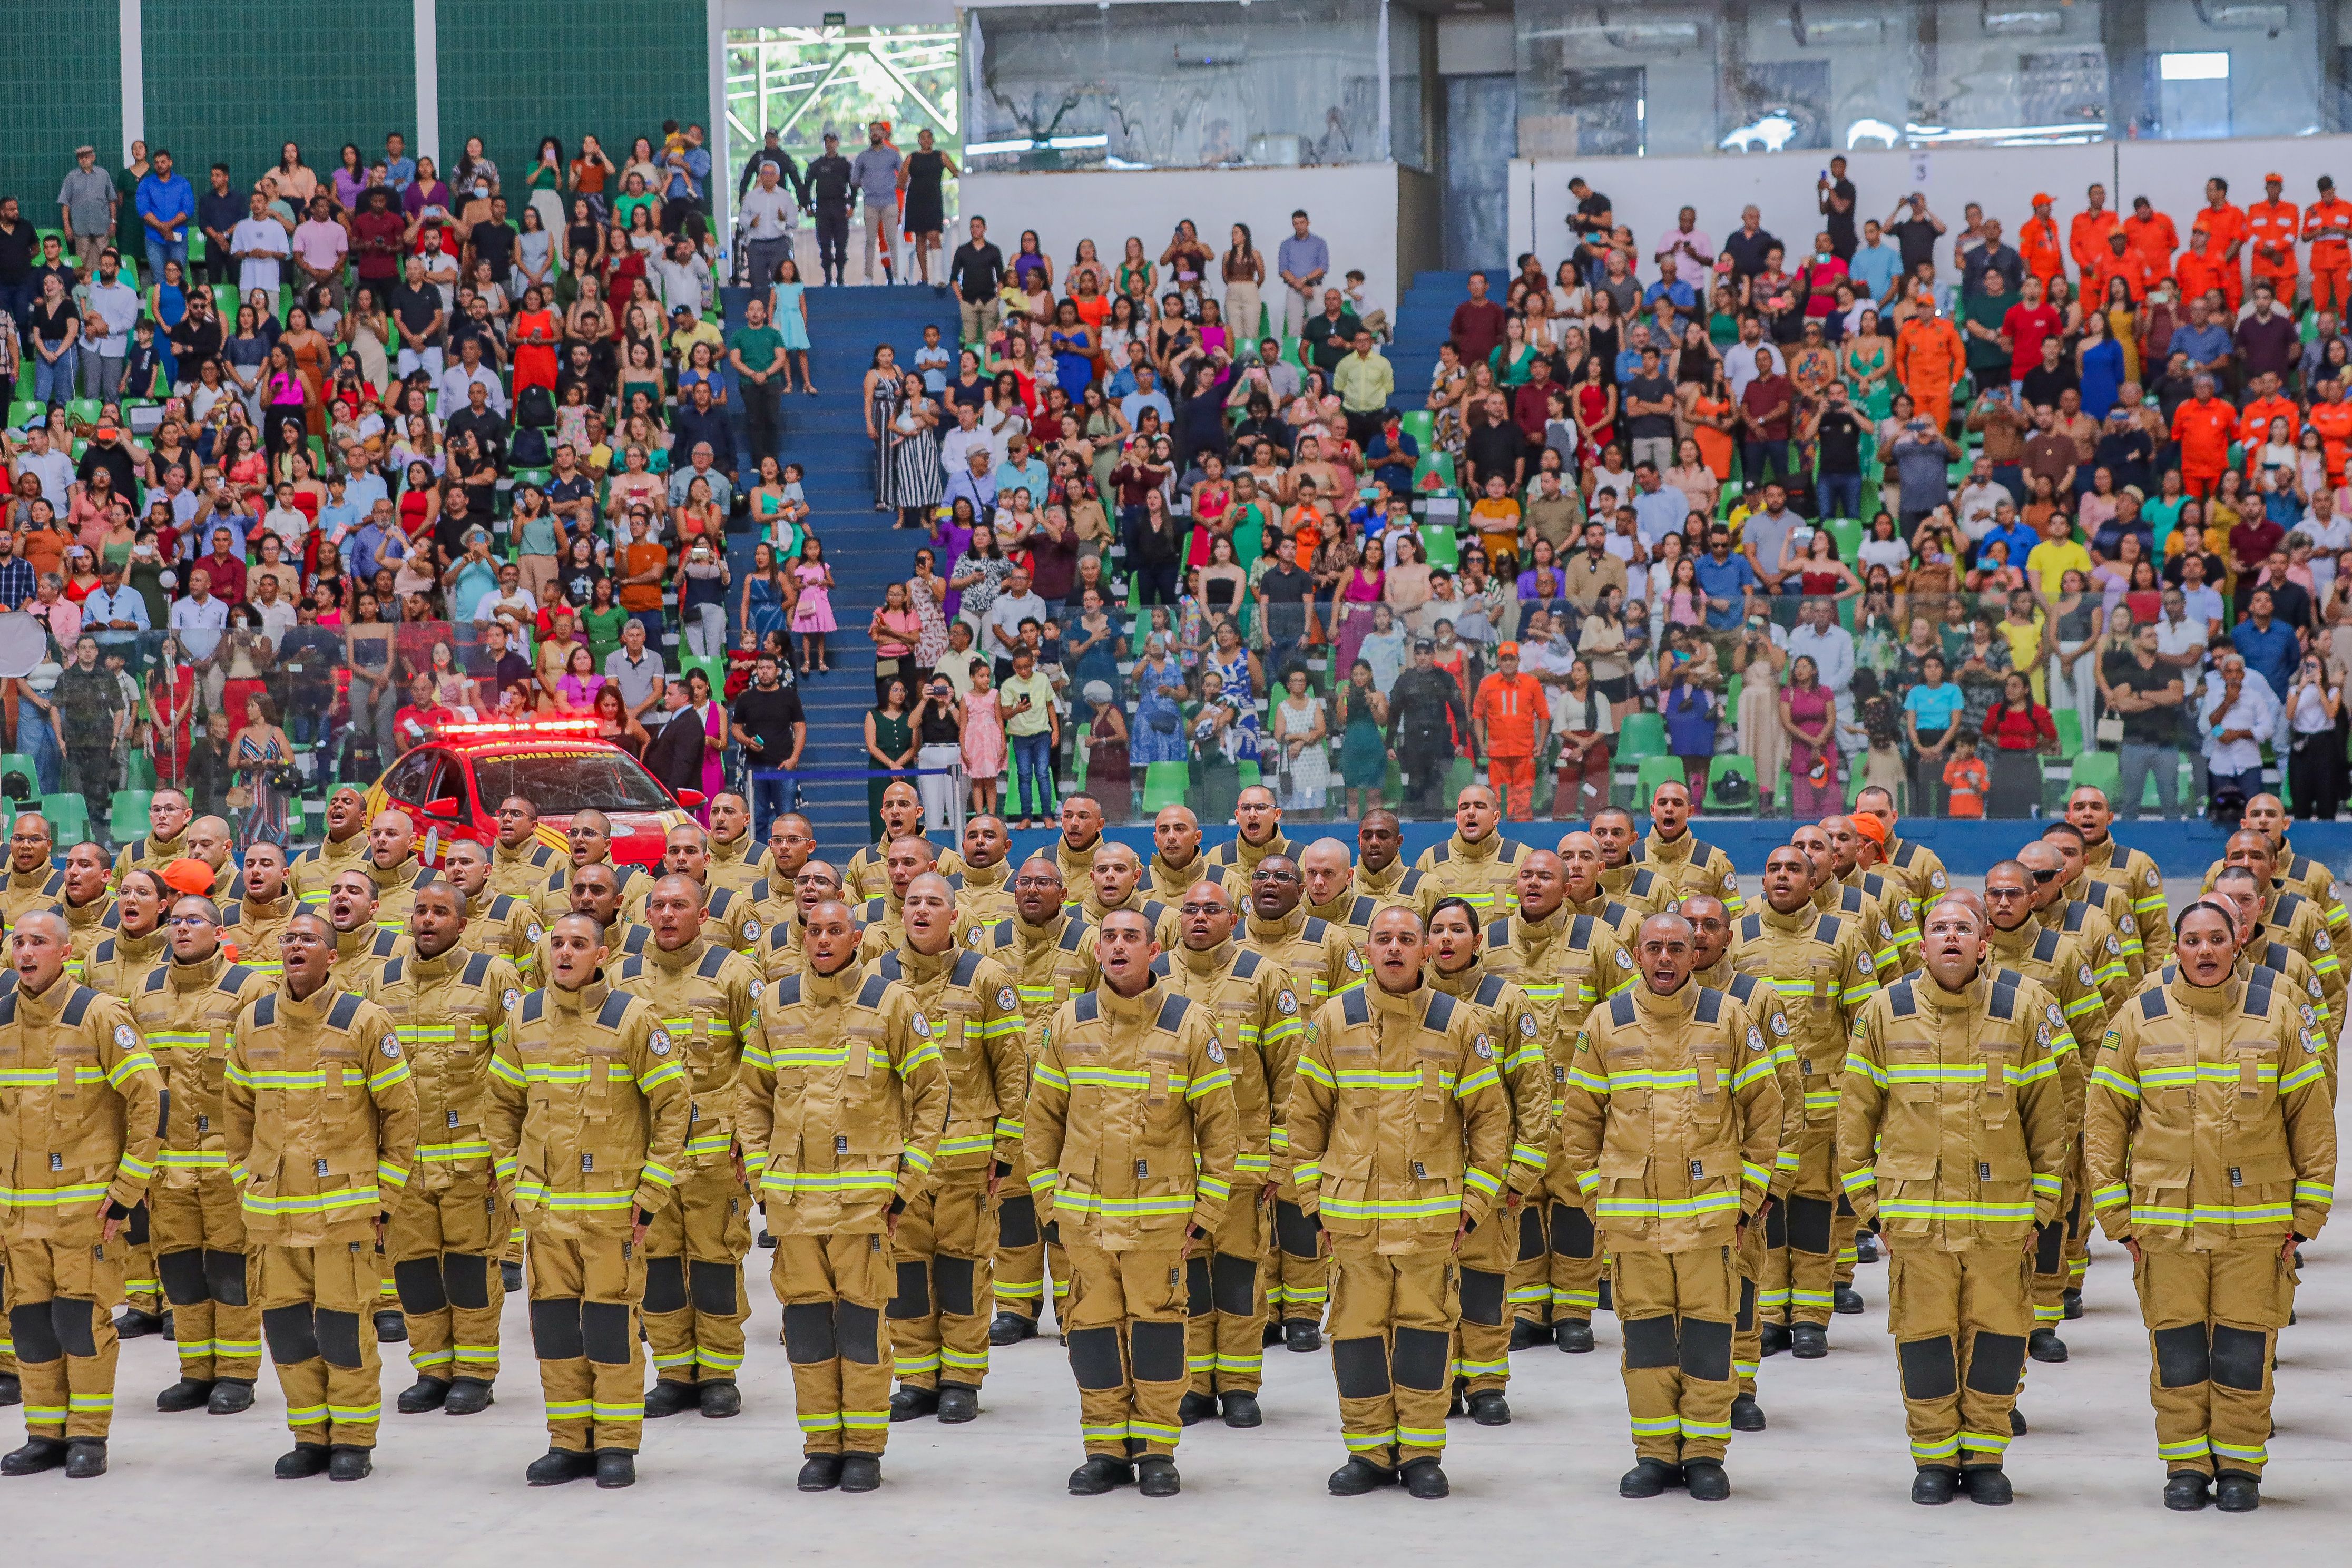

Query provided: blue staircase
[1386,267,1504,411]
[719,281,957,859]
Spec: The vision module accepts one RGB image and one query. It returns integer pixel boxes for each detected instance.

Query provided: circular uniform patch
[909,1013,932,1038]
[1518,1012,1537,1038]
[2046,1004,2064,1028]
[526,923,544,943]
[114,1024,136,1050]
[1616,948,1634,971]
[1277,989,1298,1016]
[2319,932,2335,953]
[504,988,522,1013]
[1771,1011,1792,1036]
[1721,873,1737,891]
[2119,914,2136,936]
[2106,934,2122,956]
[2145,868,2162,889]
[1929,870,1947,890]
[1747,1025,1764,1053]
[1879,919,1894,943]
[2036,1024,2052,1047]
[997,986,1018,1012]
[1206,1041,1226,1064]
[1474,1034,1493,1060]
[1345,949,1364,972]
[749,979,764,1004]
[743,920,762,942]
[379,1034,401,1060]
[2077,963,2095,987]
[648,1028,673,1056]
[2302,1003,2319,1028]
[2311,978,2326,1000]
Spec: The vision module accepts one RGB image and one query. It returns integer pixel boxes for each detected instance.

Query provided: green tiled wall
[0,0,122,214]
[143,0,418,188]
[436,2,708,198]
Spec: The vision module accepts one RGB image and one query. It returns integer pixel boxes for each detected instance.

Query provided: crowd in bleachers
[864,164,2352,826]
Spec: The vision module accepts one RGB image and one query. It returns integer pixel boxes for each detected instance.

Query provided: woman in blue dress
[2076,308,2125,423]
[1049,299,1095,402]
[770,254,815,394]
[148,257,189,389]
[1128,634,1191,767]
[742,541,791,643]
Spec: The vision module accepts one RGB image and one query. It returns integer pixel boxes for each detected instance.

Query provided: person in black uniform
[804,132,854,288]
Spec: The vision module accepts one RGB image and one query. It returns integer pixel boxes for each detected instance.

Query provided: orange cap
[160,858,214,898]
[2266,171,2285,183]
[2031,192,2052,207]
[1851,811,1889,845]
[1497,641,1520,657]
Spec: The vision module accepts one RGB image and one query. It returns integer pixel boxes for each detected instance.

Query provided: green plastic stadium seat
[2071,750,2121,800]
[1615,713,1668,761]
[109,789,152,845]
[2054,710,2084,758]
[40,793,90,848]
[1141,760,1191,813]
[1635,756,1689,799]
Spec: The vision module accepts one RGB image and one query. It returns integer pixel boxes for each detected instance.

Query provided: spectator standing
[960,662,1006,816]
[790,537,837,674]
[2099,618,2187,819]
[1982,669,2056,815]
[134,148,194,284]
[949,215,1005,346]
[738,158,800,295]
[912,675,965,830]
[57,145,116,277]
[1000,645,1059,828]
[77,250,136,399]
[1278,209,1328,337]
[731,652,807,836]
[851,122,903,285]
[1780,653,1841,815]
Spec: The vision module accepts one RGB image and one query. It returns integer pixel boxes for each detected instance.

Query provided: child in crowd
[1942,732,1988,818]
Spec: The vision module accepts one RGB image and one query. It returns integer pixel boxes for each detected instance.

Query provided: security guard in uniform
[1854,786,1951,910]
[1683,895,1801,1432]
[486,796,567,905]
[1633,781,1745,915]
[2221,831,2344,1015]
[1982,860,2101,1357]
[223,843,296,979]
[0,911,161,1480]
[844,781,965,898]
[1290,904,1512,1501]
[1586,808,1672,918]
[139,896,273,1416]
[1424,896,1551,1425]
[483,911,690,1491]
[1554,910,1780,1503]
[1153,877,1301,1428]
[614,875,762,1419]
[984,858,1098,1345]
[1484,843,1636,1353]
[2085,899,2336,1514]
[442,839,544,983]
[1239,854,1353,1345]
[223,912,419,1482]
[1205,786,1293,891]
[1411,786,1531,923]
[1028,907,1239,1500]
[292,787,372,908]
[876,873,1024,1424]
[955,816,1019,933]
[1839,898,2071,1506]
[762,860,848,983]
[371,881,523,1418]
[2068,786,2172,963]
[1733,845,1878,1354]
[110,787,193,887]
[0,812,62,927]
[739,897,948,1493]
[624,825,764,954]
[1145,806,1216,906]
[1081,842,1181,951]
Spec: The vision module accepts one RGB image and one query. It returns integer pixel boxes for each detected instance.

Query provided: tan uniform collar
[1986,920,2042,962]
[1303,889,1356,924]
[1513,903,1571,944]
[710,832,752,869]
[64,894,109,932]
[1760,901,1817,936]
[548,976,616,1016]
[2082,835,2116,875]
[7,863,51,891]
[278,980,344,1024]
[1564,888,1614,919]
[111,928,164,961]
[1811,882,1841,913]
[335,922,384,959]
[1364,978,1426,1020]
[411,943,479,980]
[17,973,77,1016]
[1097,975,1162,1024]
[1694,956,1734,989]
[1012,910,1072,950]
[1356,857,1408,897]
[494,837,544,867]
[1427,957,1485,997]
[165,948,230,991]
[144,829,190,862]
[2169,968,2238,1016]
[1175,938,1238,977]
[1448,830,1502,867]
[1643,829,1695,867]
[1629,979,1692,1022]
[648,935,710,973]
[239,891,290,922]
[1057,834,1103,882]
[898,942,962,984]
[1246,907,1307,947]
[1598,861,1638,896]
[1151,849,1209,890]
[803,960,863,1003]
[1229,832,1292,875]
[961,858,1011,895]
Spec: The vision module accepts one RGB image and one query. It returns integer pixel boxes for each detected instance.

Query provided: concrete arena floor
[13,879,2343,1565]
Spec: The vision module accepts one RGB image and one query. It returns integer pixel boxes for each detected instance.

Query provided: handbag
[2094,713,2124,744]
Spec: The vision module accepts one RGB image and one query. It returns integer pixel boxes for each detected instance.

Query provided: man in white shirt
[438,336,508,417]
[11,426,74,510]
[938,400,998,482]
[475,561,536,633]
[2176,554,2226,637]
[2198,652,2279,802]
[1629,465,1687,550]
[230,190,290,296]
[250,573,298,643]
[2154,585,2212,688]
[1954,456,2011,544]
[980,569,1047,673]
[2293,488,2352,600]
[738,162,798,291]
[652,234,709,321]
[169,567,230,662]
[82,560,150,653]
[1722,316,1786,403]
[76,249,139,399]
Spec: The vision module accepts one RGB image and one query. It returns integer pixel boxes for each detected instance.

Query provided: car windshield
[468,750,674,814]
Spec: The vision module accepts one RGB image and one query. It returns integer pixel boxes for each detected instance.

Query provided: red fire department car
[366,717,699,866]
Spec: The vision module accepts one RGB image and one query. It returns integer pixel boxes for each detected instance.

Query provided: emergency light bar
[431,717,604,739]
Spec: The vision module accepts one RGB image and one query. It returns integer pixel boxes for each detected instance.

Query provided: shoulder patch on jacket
[222,899,242,925]
[1609,992,1636,1029]
[697,945,731,981]
[596,991,634,1030]
[1988,976,2018,1022]
[2031,929,2061,965]
[1073,992,1101,1025]
[522,991,546,1024]
[379,957,405,987]
[142,966,168,993]
[2139,987,2170,1022]
[2245,967,2277,1020]
[616,955,645,983]
[1887,978,1917,1018]
[1738,913,1761,944]
[1693,986,1724,1026]
[1814,914,1845,946]
[854,974,890,1012]
[1232,949,1263,979]
[371,928,401,957]
[1424,991,1458,1032]
[326,993,361,1031]
[1475,974,1508,1010]
[251,993,275,1027]
[1057,919,1090,953]
[1154,992,1191,1033]
[771,974,802,1006]
[952,949,985,987]
[1302,917,1329,943]
[1342,987,1370,1028]
[461,953,491,987]
[877,952,905,982]
[95,937,116,963]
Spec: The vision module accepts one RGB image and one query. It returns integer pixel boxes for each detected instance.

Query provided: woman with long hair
[1781,653,1840,816]
[866,675,918,837]
[592,682,647,758]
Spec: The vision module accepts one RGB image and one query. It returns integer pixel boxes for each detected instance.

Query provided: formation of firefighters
[0,776,2331,1514]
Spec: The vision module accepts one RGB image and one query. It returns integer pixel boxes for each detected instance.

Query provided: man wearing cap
[57,145,117,279]
[1471,643,1546,822]
[2249,173,2301,306]
[2306,177,2352,320]
[805,131,854,288]
[2019,193,2064,291]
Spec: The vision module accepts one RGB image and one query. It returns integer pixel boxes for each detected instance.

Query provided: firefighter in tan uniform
[1587,808,1672,918]
[138,897,273,1416]
[484,797,567,905]
[625,825,765,954]
[1054,793,1109,894]
[1410,786,1530,924]
[1633,781,1745,915]
[1555,909,1781,1502]
[0,912,161,1480]
[83,864,165,996]
[47,843,110,979]
[361,812,436,936]
[1145,806,1214,906]
[2044,820,2149,984]
[530,812,649,928]
[1794,823,1903,983]
[854,836,967,961]
[483,912,690,1490]
[442,838,544,984]
[2085,899,2336,1514]
[1238,855,1353,1345]
[369,882,523,1418]
[2221,831,2345,1014]
[2068,787,2172,963]
[1827,815,1923,974]
[983,858,1098,1344]
[291,788,371,908]
[613,875,762,1420]
[1732,845,1878,1353]
[761,860,847,983]
[2232,792,2351,946]
[535,864,652,981]
[1152,877,1302,1428]
[1854,786,1951,910]
[1424,896,1551,1426]
[1027,907,1239,1499]
[1682,895,1801,1433]
[1204,787,1293,893]
[1300,838,1384,960]
[740,898,948,1493]
[1080,842,1181,950]
[844,781,965,898]
[954,816,1018,933]
[1981,860,2101,1358]
[875,874,1025,1424]
[223,912,418,1482]
[223,844,296,979]
[1839,899,2072,1506]
[0,812,63,928]
[1349,811,1425,907]
[1484,841,1636,1353]
[751,816,820,935]
[2214,868,2336,1084]
[701,793,769,901]
[110,787,193,887]
[2018,842,2131,1016]
[326,869,409,1002]
[1287,904,1512,1501]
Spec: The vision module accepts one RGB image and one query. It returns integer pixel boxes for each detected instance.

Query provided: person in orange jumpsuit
[2175,224,2231,317]
[2235,369,2299,449]
[2088,229,2152,309]
[2070,184,2120,286]
[2192,177,2248,312]
[2170,377,2238,497]
[2248,173,2301,308]
[1894,305,1965,435]
[2306,174,2352,319]
[1469,642,1547,821]
[2307,374,2352,484]
[2123,195,2178,282]
[2020,193,2066,289]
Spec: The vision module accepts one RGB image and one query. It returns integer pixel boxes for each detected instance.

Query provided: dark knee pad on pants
[1459,1267,1506,1327]
[1212,1253,1256,1316]
[935,1256,978,1318]
[1332,1337,1390,1399]
[782,1302,835,1364]
[1965,1333,2027,1396]
[1516,1205,1546,1263]
[1186,1255,1213,1318]
[837,1303,882,1365]
[1130,1320,1186,1383]
[1679,1319,1734,1382]
[394,1257,449,1316]
[1391,1327,1452,1391]
[1898,1336,1959,1400]
[690,1260,738,1316]
[643,1256,688,1315]
[2210,1325,2268,1391]
[2034,1221,2065,1275]
[1068,1326,1123,1390]
[996,1193,1039,1250]
[262,1305,319,1365]
[1786,1195,1834,1255]
[203,1250,249,1308]
[888,1260,931,1320]
[1275,1200,1320,1261]
[1550,1202,1595,1260]
[1763,1201,1788,1250]
[530,1298,585,1361]
[442,1254,490,1312]
[581,1302,633,1365]
[1622,1316,1678,1370]
[315,1309,363,1369]
[159,1249,209,1306]
[11,1302,62,1364]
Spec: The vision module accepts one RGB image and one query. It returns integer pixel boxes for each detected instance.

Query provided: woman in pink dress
[687,668,728,821]
[959,662,1006,816]
[789,537,837,673]
[1780,655,1842,817]
[1335,553,1385,674]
